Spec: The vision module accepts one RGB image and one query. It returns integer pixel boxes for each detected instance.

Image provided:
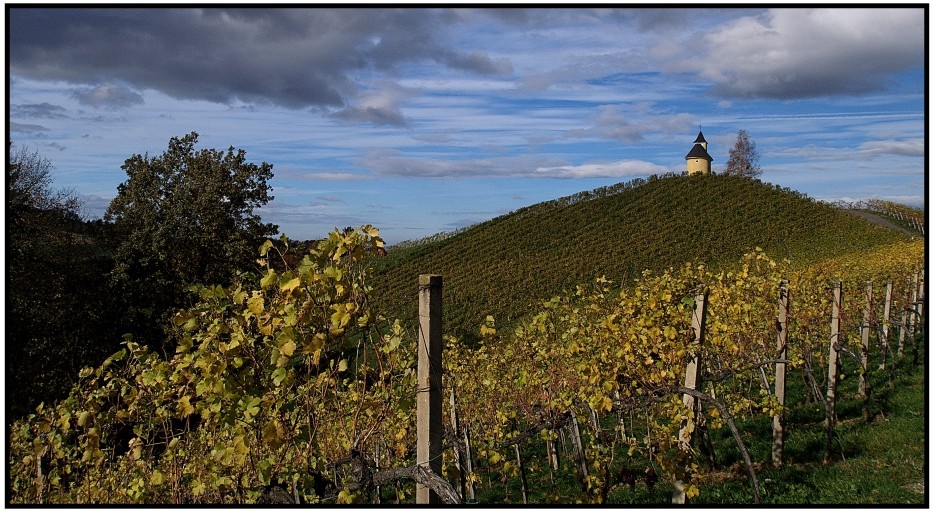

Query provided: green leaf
[247,294,264,315]
[260,269,278,289]
[176,396,195,418]
[280,276,301,293]
[243,396,261,420]
[323,265,343,280]
[151,470,165,485]
[182,317,198,332]
[259,239,274,257]
[272,367,288,387]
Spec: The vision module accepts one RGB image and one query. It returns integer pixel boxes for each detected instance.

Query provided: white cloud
[363,148,667,179]
[567,105,695,142]
[332,81,421,127]
[535,160,670,178]
[71,84,144,109]
[857,138,924,158]
[663,8,924,99]
[10,121,49,134]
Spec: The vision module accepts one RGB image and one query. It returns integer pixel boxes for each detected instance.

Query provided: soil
[842,209,919,237]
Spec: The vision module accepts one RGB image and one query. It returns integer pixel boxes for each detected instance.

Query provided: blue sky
[7,7,926,245]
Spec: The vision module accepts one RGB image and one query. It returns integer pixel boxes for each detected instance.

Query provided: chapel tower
[685,130,713,175]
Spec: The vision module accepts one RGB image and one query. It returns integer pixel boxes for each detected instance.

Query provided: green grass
[658,347,925,505]
[449,339,926,505]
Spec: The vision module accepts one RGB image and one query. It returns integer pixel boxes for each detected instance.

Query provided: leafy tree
[723,130,761,178]
[104,132,278,348]
[8,142,80,250]
[7,143,122,419]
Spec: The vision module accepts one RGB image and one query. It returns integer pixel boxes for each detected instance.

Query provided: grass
[672,346,925,505]
[455,337,927,505]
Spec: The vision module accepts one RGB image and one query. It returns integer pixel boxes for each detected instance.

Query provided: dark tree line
[6,133,277,419]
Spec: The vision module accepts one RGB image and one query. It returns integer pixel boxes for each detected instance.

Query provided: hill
[369,173,913,340]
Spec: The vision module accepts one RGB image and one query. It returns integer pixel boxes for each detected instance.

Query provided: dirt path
[843,209,920,237]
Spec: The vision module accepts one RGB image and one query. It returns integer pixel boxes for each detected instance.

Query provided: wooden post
[559,426,569,460]
[772,282,789,467]
[907,272,919,358]
[914,270,925,365]
[859,282,873,421]
[462,425,476,503]
[36,454,44,505]
[880,282,893,370]
[673,290,708,504]
[417,274,443,504]
[567,410,588,488]
[448,382,465,501]
[897,297,908,358]
[546,438,558,482]
[824,282,842,463]
[513,443,529,504]
[588,406,602,441]
[859,281,872,399]
[546,432,560,475]
[917,270,925,327]
[613,390,628,441]
[373,444,381,504]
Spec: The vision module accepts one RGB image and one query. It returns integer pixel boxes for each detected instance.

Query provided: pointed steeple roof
[685,143,712,160]
[693,131,707,144]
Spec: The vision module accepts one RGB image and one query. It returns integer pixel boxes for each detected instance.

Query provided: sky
[6,6,927,245]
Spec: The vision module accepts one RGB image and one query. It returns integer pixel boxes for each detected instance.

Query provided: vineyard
[369,173,913,341]
[8,221,925,504]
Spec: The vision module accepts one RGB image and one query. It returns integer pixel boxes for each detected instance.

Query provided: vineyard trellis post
[513,443,529,504]
[879,281,893,370]
[546,431,560,477]
[914,270,925,366]
[917,269,925,326]
[417,274,444,504]
[824,281,842,463]
[897,274,911,357]
[673,290,708,504]
[567,409,589,490]
[859,281,873,420]
[448,380,466,501]
[772,282,789,467]
[462,424,477,503]
[907,272,919,363]
[859,282,872,398]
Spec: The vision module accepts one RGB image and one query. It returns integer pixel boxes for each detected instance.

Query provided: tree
[724,130,761,178]
[7,142,123,418]
[8,142,80,248]
[104,132,278,347]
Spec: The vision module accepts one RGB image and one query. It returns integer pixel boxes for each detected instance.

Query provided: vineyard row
[417,267,925,503]
[8,228,925,505]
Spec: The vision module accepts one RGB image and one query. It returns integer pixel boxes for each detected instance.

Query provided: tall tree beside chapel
[724,130,762,178]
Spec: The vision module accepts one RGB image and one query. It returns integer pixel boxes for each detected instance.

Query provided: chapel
[685,131,713,175]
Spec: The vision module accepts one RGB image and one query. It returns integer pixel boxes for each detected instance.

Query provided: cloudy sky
[7,7,926,244]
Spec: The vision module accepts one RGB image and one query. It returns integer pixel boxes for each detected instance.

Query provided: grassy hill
[369,173,913,340]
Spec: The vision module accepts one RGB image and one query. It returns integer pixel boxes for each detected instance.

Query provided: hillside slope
[369,173,912,339]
